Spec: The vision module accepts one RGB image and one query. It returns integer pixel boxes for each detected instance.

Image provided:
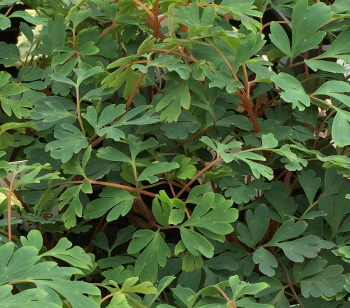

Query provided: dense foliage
[0,0,350,307]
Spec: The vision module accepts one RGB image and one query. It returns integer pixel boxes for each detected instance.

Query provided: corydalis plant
[0,0,349,307]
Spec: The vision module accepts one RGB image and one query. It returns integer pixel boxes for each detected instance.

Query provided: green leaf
[261,133,278,148]
[40,237,92,270]
[152,191,175,227]
[277,235,321,262]
[235,33,266,68]
[305,59,349,74]
[129,134,158,161]
[183,192,238,236]
[300,265,346,298]
[58,185,83,228]
[45,124,88,163]
[252,247,278,276]
[320,27,350,61]
[291,0,332,60]
[20,22,34,43]
[332,110,350,147]
[0,98,32,119]
[0,42,21,66]
[202,64,243,93]
[236,204,269,248]
[161,112,199,140]
[169,155,197,180]
[180,227,214,258]
[97,146,132,164]
[269,21,291,58]
[299,170,321,204]
[71,8,92,29]
[271,73,310,111]
[34,14,66,57]
[0,14,11,31]
[50,74,76,87]
[156,82,191,122]
[0,286,61,308]
[220,0,262,31]
[0,242,100,308]
[234,152,273,180]
[319,192,349,237]
[143,276,176,307]
[138,162,179,183]
[129,231,171,282]
[221,177,257,204]
[29,96,76,130]
[75,67,104,87]
[313,80,350,106]
[228,275,270,300]
[267,219,307,244]
[29,100,74,128]
[84,188,134,222]
[20,229,43,251]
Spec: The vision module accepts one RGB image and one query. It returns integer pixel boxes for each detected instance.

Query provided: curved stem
[99,20,118,38]
[3,178,29,213]
[53,180,156,198]
[175,156,223,199]
[132,0,155,22]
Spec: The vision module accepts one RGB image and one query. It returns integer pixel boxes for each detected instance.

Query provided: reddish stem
[175,157,223,199]
[132,0,155,22]
[3,178,29,213]
[153,0,160,39]
[235,90,260,133]
[99,20,118,38]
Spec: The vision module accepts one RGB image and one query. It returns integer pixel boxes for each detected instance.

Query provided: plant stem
[6,173,17,242]
[175,156,223,199]
[281,264,305,308]
[4,3,15,17]
[99,20,118,38]
[235,90,260,133]
[75,87,86,136]
[132,0,155,21]
[153,0,160,39]
[54,180,156,198]
[3,178,29,213]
